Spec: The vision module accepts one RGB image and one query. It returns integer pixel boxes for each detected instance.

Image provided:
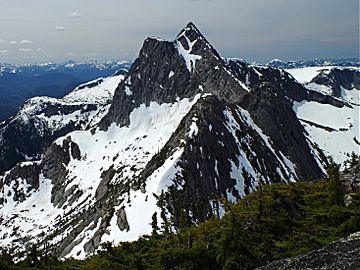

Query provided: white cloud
[19,48,33,52]
[0,50,9,53]
[0,39,5,43]
[20,39,33,44]
[37,48,43,51]
[71,11,82,19]
[56,26,67,31]
[9,41,17,44]
[66,52,77,56]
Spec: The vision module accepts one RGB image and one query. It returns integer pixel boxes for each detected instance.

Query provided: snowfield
[286,66,360,83]
[0,173,62,248]
[293,101,359,165]
[62,73,125,104]
[288,66,360,165]
[285,66,334,83]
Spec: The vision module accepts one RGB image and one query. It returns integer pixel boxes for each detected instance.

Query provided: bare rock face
[98,22,248,130]
[229,59,349,108]
[0,163,40,203]
[240,82,324,180]
[95,166,116,201]
[257,232,360,270]
[116,207,130,232]
[341,162,360,206]
[137,80,325,224]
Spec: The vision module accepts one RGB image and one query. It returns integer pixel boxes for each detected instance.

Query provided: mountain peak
[175,22,222,64]
[180,22,202,35]
[176,22,205,41]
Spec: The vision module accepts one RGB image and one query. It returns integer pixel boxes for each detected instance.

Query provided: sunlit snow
[53,94,202,257]
[293,101,359,165]
[63,74,125,103]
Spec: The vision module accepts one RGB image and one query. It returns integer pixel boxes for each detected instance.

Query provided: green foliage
[0,251,14,270]
[327,161,345,206]
[25,244,40,268]
[151,212,159,235]
[344,151,359,168]
[7,179,360,270]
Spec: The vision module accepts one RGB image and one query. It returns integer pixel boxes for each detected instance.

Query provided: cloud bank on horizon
[0,0,358,64]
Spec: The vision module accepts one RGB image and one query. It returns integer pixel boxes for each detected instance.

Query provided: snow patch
[124,86,133,96]
[0,174,62,252]
[188,119,199,138]
[175,34,202,72]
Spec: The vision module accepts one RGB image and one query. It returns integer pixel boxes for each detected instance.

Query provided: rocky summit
[0,22,359,259]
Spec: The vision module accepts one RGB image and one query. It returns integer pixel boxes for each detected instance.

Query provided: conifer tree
[151,212,159,235]
[327,160,344,206]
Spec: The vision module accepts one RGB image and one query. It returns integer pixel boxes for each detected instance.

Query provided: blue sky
[0,0,358,64]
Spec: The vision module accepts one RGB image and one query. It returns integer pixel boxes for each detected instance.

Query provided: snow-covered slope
[286,66,336,83]
[0,94,201,258]
[286,67,359,101]
[0,90,304,259]
[293,101,359,165]
[62,71,126,104]
[0,72,125,173]
[287,66,359,165]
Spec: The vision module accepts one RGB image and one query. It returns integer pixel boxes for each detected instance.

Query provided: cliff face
[99,23,248,130]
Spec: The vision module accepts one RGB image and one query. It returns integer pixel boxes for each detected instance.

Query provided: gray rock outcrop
[257,232,360,270]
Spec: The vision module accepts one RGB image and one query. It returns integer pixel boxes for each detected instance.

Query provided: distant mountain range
[0,60,131,121]
[265,58,360,69]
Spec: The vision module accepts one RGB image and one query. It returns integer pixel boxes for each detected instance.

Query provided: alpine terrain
[0,22,359,260]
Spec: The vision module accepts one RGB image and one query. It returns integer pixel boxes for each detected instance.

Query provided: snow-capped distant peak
[268,58,285,63]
